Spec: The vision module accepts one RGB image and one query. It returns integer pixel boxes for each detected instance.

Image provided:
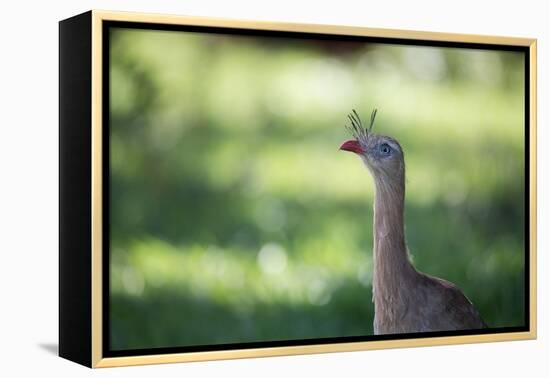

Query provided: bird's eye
[379,143,392,155]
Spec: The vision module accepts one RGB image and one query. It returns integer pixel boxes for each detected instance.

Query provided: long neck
[372,174,415,302]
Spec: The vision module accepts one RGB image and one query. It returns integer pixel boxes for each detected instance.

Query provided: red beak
[339,140,364,154]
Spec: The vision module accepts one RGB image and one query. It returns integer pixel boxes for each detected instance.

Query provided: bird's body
[341,110,486,334]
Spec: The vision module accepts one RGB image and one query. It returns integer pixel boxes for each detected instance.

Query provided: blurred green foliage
[109,27,525,350]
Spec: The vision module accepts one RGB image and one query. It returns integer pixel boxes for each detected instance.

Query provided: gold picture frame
[59,10,537,368]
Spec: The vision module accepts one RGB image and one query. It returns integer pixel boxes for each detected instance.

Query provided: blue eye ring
[379,143,392,155]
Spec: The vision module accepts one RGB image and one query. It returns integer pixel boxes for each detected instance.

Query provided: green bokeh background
[109,27,525,351]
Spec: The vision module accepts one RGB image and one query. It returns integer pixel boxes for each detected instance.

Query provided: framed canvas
[59,10,537,368]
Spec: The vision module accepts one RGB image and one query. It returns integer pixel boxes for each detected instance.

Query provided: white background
[0,0,547,376]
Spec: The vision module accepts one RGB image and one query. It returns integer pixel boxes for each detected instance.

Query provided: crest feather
[345,108,378,141]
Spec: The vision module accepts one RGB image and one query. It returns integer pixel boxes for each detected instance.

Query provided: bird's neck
[372,176,416,303]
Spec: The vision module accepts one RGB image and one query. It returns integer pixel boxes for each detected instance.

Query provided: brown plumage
[340,110,486,335]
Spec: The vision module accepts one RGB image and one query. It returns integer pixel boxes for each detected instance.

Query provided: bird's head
[340,109,405,183]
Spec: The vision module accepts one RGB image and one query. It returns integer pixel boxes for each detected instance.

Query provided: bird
[339,109,487,335]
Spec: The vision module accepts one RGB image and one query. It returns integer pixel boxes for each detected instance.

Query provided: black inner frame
[102,20,531,358]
